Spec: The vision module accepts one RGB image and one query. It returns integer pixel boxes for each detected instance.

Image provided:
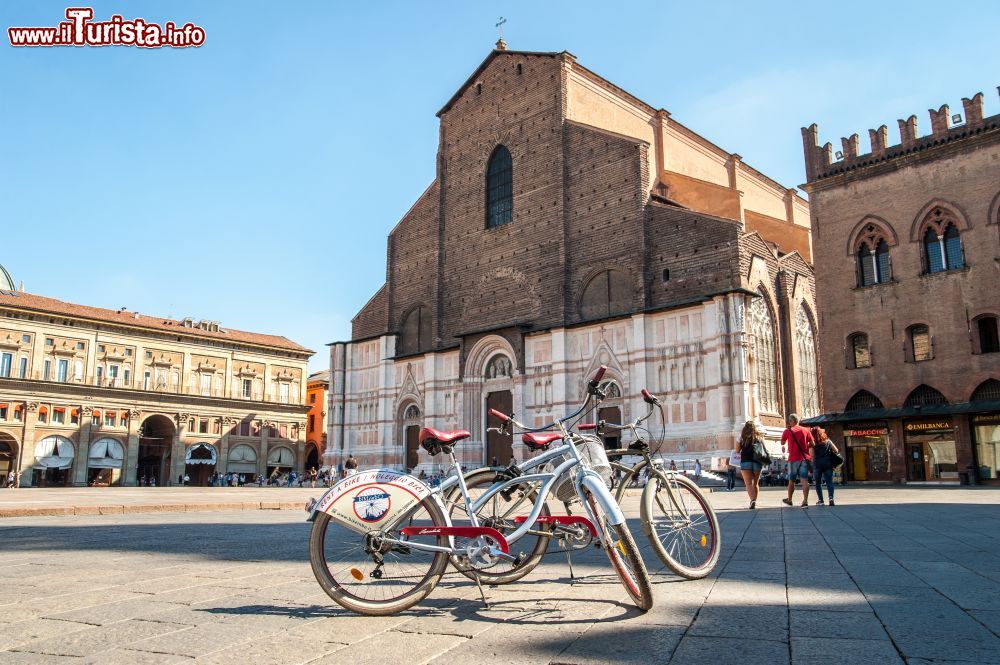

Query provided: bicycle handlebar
[488,408,510,423]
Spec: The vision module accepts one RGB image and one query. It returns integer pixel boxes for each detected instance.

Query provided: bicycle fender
[578,471,627,526]
[312,469,434,535]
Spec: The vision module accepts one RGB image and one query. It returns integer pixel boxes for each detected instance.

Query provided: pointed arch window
[855,223,892,287]
[749,293,780,415]
[904,384,947,407]
[845,390,883,412]
[795,306,819,418]
[920,206,964,274]
[486,145,513,229]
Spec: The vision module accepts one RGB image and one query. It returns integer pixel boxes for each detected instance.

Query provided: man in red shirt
[781,413,814,507]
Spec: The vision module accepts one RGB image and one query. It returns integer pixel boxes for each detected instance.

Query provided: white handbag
[728,450,742,467]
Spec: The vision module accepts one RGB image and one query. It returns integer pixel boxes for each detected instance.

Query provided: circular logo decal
[353,487,391,523]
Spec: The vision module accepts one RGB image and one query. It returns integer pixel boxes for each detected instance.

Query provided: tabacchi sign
[8,7,205,48]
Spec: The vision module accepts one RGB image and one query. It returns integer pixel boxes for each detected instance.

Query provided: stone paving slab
[1,487,999,663]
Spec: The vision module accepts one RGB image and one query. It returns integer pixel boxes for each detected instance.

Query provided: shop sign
[845,426,889,436]
[905,421,952,432]
[972,413,1000,425]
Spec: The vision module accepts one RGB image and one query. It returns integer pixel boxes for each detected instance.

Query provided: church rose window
[486,145,513,229]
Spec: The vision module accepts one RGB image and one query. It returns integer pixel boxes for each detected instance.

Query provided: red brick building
[801,92,1000,484]
[328,44,818,472]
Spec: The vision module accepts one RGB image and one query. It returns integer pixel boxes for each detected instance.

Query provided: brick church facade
[801,91,1000,484]
[327,44,818,472]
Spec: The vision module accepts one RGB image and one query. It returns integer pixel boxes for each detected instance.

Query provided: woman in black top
[735,420,765,509]
[810,427,840,506]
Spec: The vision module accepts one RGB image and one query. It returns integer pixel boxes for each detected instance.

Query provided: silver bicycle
[306,366,653,615]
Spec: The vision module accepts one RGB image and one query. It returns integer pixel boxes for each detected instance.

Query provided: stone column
[73,406,94,486]
[296,421,306,474]
[171,412,189,486]
[17,402,39,487]
[257,420,269,480]
[124,409,141,486]
[219,417,236,476]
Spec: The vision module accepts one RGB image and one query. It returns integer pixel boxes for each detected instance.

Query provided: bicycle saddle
[522,432,562,451]
[418,428,470,456]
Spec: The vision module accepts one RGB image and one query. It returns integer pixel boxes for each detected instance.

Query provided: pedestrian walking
[781,413,814,507]
[694,459,702,481]
[810,426,840,506]
[736,421,765,509]
[7,470,15,488]
[669,460,677,472]
[345,454,359,477]
[726,461,737,491]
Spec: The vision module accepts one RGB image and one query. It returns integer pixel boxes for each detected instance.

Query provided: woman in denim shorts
[736,420,765,509]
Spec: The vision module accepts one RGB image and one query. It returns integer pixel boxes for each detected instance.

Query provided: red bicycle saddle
[522,432,563,451]
[419,428,471,447]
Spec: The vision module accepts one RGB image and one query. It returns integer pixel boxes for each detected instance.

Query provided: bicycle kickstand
[473,572,491,610]
[561,538,576,580]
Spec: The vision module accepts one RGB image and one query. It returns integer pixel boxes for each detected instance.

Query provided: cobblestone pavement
[1,487,998,664]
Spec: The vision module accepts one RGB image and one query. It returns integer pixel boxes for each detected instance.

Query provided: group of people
[735,413,841,510]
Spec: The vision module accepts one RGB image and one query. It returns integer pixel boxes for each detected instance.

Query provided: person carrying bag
[780,414,814,508]
[810,426,841,506]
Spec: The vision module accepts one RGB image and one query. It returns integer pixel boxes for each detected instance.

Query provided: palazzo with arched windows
[802,91,1000,484]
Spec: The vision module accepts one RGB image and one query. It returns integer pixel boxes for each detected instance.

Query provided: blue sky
[2,1,997,371]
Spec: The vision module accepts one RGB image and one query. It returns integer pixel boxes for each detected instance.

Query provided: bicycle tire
[584,490,653,611]
[309,495,449,616]
[443,467,552,585]
[641,471,720,579]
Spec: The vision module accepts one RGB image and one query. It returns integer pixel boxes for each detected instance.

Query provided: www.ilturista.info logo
[8,8,205,48]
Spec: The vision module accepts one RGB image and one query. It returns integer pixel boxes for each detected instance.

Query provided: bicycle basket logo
[352,487,391,522]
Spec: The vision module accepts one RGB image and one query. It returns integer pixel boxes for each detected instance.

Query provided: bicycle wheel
[641,471,720,579]
[309,494,449,616]
[444,467,552,585]
[584,489,653,611]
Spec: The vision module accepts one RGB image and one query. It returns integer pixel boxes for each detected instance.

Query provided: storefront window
[844,423,891,481]
[972,414,1000,480]
[904,420,957,481]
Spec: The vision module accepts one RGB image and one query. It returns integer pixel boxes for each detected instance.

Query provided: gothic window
[845,390,883,412]
[397,305,431,356]
[975,316,1000,354]
[485,354,512,379]
[849,333,872,368]
[971,379,1000,402]
[855,223,893,286]
[749,293,780,414]
[579,269,632,320]
[795,306,819,418]
[904,384,948,407]
[908,325,932,362]
[920,207,964,274]
[486,145,513,229]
